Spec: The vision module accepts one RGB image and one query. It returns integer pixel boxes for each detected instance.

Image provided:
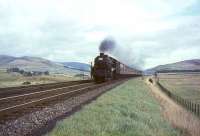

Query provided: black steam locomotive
[91,53,141,82]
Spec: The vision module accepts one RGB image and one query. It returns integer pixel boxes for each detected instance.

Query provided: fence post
[192,102,194,112]
[196,104,198,115]
[178,96,180,103]
[188,101,190,110]
[185,99,186,107]
[192,102,193,112]
[198,104,200,116]
[183,99,186,107]
[186,100,188,109]
[193,103,195,113]
[185,100,187,108]
[184,99,186,107]
[181,97,183,105]
[191,102,193,112]
[176,95,179,102]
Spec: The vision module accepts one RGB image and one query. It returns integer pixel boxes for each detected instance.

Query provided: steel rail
[0,84,97,114]
[0,80,91,91]
[0,82,92,102]
[0,80,92,99]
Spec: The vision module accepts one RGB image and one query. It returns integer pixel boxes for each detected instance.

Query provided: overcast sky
[0,0,200,69]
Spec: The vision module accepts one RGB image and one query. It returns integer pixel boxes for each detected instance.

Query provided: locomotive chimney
[100,53,104,57]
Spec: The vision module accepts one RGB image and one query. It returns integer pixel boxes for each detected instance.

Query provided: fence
[156,79,200,117]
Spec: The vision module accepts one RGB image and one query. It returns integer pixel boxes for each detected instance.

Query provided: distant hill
[0,55,16,65]
[61,62,90,72]
[146,59,200,73]
[0,55,90,75]
[0,55,63,72]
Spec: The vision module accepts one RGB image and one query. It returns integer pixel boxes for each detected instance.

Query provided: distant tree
[23,71,32,76]
[7,68,23,74]
[19,70,24,74]
[27,72,32,76]
[13,68,20,72]
[7,67,20,73]
[44,71,49,75]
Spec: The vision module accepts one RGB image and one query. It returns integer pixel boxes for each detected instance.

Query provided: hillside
[0,55,16,65]
[0,55,90,74]
[146,59,200,73]
[0,55,63,72]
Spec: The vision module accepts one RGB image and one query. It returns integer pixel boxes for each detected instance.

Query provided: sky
[0,0,200,69]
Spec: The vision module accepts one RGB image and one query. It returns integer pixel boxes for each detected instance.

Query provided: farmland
[0,69,83,88]
[45,78,181,136]
[158,73,200,104]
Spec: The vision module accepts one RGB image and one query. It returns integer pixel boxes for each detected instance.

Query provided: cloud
[131,16,200,69]
[0,0,200,69]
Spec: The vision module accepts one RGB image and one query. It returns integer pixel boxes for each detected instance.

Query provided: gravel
[0,80,125,136]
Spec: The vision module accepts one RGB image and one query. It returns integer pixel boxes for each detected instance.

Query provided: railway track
[0,80,92,98]
[0,79,124,122]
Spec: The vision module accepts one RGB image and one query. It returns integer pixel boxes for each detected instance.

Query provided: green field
[0,69,82,88]
[158,73,200,104]
[45,78,181,136]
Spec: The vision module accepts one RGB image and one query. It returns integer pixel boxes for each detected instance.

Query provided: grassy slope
[159,74,200,103]
[46,79,181,136]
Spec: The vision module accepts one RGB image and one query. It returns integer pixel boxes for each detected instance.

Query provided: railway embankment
[45,78,181,136]
[146,77,200,136]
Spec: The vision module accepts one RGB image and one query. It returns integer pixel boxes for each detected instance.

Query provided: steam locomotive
[91,53,141,82]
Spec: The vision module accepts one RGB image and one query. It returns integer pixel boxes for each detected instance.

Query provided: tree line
[7,68,49,76]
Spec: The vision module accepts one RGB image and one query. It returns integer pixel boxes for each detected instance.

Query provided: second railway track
[0,80,92,98]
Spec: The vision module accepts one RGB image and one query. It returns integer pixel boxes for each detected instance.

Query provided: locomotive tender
[91,53,141,82]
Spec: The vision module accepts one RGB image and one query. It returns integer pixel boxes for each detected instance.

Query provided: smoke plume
[99,38,116,53]
[98,37,143,69]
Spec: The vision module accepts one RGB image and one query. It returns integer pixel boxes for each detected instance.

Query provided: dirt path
[145,77,200,136]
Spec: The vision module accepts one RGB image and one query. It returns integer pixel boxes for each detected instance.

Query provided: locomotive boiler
[91,53,141,82]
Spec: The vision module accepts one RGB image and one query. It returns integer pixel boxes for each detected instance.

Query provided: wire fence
[155,79,200,117]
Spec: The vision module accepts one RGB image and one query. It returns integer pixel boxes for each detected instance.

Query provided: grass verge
[45,78,181,136]
[147,77,200,136]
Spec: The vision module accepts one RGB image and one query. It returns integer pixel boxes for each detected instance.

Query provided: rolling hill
[0,55,90,74]
[146,59,200,73]
[0,55,16,65]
